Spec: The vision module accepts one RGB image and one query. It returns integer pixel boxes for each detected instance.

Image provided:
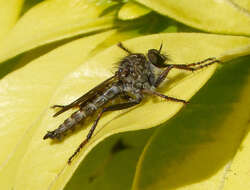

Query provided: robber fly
[43,42,220,164]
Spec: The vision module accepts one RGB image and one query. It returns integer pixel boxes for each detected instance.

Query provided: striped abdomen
[43,110,86,139]
[43,85,121,140]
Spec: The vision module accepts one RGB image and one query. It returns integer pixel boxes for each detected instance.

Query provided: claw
[51,105,65,109]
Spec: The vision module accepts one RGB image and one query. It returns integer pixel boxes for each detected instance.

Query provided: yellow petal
[135,0,250,35]
[0,0,24,41]
[118,2,151,20]
[10,33,250,190]
[0,0,115,64]
[0,30,115,189]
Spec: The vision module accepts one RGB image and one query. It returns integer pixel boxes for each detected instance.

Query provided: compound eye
[148,49,167,68]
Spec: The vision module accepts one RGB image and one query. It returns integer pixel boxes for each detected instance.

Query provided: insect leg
[68,99,141,164]
[142,89,188,104]
[154,65,174,87]
[172,57,218,67]
[154,58,221,87]
[167,59,221,71]
[51,104,79,117]
[186,59,221,70]
[117,42,132,54]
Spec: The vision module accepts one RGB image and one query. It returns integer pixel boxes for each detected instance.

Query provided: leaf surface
[0,31,115,189]
[65,129,154,190]
[222,130,250,190]
[0,0,24,41]
[135,0,250,35]
[9,33,250,190]
[132,57,250,190]
[0,0,115,64]
[118,1,151,20]
[222,75,250,190]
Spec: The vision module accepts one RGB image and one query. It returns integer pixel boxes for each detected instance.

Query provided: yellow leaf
[226,0,250,13]
[118,1,151,20]
[0,0,115,64]
[223,78,250,190]
[0,0,24,41]
[135,0,250,35]
[9,33,250,190]
[131,59,250,190]
[0,30,115,189]
[65,129,154,190]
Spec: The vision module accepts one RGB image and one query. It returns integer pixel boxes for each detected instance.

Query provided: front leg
[68,98,141,164]
[154,65,173,87]
[154,57,221,87]
[165,58,221,71]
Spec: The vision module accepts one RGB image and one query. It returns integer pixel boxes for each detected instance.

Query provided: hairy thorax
[117,53,155,95]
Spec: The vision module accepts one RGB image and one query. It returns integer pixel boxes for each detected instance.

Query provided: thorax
[118,53,155,94]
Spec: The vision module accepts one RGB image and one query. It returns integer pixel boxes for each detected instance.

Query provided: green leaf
[0,0,116,64]
[132,57,250,190]
[135,0,250,35]
[8,33,250,190]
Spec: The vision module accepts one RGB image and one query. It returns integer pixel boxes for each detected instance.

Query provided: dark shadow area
[0,40,67,79]
[88,138,131,183]
[20,0,45,17]
[64,128,155,190]
[92,12,200,61]
[114,11,200,35]
[136,55,250,189]
[110,138,132,154]
[0,55,22,79]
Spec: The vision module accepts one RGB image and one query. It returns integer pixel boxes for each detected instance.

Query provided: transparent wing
[53,75,117,117]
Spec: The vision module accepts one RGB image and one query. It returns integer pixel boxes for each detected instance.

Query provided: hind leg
[68,99,141,164]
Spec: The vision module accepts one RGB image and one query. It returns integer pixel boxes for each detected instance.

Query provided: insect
[43,42,220,164]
